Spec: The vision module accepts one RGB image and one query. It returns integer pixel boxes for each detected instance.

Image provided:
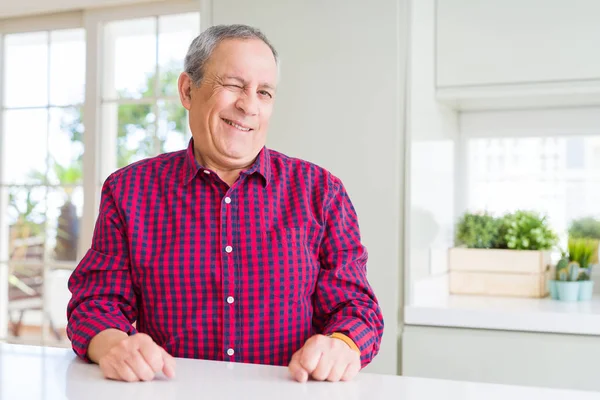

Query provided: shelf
[405,275,600,336]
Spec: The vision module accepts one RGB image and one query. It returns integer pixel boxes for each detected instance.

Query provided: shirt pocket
[267,226,319,304]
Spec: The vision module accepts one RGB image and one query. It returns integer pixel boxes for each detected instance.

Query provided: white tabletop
[1,343,597,400]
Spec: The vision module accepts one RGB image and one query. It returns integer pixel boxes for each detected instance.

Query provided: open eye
[258,90,273,99]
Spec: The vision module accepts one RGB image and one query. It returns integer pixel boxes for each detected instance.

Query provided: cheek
[259,105,274,128]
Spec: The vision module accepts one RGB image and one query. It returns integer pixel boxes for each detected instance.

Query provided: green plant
[569,217,600,239]
[501,210,558,251]
[556,257,581,282]
[455,212,501,249]
[568,238,596,269]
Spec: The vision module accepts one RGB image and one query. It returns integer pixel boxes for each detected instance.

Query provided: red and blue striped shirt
[67,139,384,367]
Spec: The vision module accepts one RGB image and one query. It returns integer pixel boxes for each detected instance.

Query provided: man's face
[180,38,278,169]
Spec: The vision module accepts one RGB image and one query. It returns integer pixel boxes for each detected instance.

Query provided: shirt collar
[182,138,271,187]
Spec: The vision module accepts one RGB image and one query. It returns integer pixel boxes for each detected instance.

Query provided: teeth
[224,119,251,131]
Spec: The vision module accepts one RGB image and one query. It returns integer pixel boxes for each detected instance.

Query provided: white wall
[210,0,408,375]
[403,325,600,392]
[436,0,600,87]
[407,0,458,300]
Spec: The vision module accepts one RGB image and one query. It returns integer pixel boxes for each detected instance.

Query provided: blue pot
[548,280,559,300]
[579,281,595,301]
[556,281,580,302]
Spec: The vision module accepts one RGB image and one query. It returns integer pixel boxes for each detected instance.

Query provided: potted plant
[449,210,558,298]
[570,238,596,300]
[552,256,582,302]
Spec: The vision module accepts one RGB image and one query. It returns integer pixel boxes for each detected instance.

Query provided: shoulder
[268,148,343,188]
[105,150,187,192]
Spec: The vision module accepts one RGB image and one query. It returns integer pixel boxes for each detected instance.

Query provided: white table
[0,343,597,400]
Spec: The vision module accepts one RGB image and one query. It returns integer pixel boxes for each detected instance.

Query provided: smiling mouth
[222,118,253,132]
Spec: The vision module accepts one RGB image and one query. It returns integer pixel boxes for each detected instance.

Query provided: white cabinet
[436,0,600,87]
[402,325,600,392]
[435,0,600,110]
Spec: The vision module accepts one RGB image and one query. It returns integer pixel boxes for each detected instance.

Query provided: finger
[139,340,165,374]
[299,344,323,374]
[113,360,140,382]
[123,350,156,382]
[326,360,348,382]
[288,350,308,383]
[341,359,361,382]
[161,348,176,378]
[310,352,334,382]
[99,359,121,381]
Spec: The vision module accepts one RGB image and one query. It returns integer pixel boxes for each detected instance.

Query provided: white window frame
[0,0,209,345]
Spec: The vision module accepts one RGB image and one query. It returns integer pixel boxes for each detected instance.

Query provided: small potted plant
[553,257,581,301]
[569,238,596,300]
[549,239,597,301]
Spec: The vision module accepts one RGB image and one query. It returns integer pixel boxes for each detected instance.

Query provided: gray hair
[184,24,279,86]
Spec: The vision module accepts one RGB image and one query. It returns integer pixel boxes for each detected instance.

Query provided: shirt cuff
[67,315,137,362]
[328,332,360,353]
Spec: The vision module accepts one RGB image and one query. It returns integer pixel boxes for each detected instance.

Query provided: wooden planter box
[449,248,552,298]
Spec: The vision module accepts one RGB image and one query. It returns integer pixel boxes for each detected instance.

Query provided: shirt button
[224,197,231,204]
[227,348,235,356]
[227,296,235,304]
[225,245,233,253]
[203,170,210,175]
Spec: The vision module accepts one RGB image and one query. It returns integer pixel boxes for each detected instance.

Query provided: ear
[178,72,194,110]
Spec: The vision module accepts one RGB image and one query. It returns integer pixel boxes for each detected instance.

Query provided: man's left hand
[288,334,361,383]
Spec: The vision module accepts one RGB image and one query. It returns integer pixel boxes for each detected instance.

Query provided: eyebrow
[223,75,276,92]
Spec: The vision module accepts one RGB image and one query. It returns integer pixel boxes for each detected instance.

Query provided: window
[1,28,86,345]
[468,136,600,243]
[100,13,200,178]
[0,4,201,346]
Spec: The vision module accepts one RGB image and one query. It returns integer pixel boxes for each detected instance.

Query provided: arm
[66,174,137,362]
[313,176,384,368]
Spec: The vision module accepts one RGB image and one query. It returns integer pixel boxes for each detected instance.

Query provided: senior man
[67,24,383,383]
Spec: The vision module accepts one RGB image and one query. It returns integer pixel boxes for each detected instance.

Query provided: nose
[235,92,259,116]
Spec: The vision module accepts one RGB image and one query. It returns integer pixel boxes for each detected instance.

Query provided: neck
[194,148,254,187]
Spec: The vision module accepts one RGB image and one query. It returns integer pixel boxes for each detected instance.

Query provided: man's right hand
[88,329,176,382]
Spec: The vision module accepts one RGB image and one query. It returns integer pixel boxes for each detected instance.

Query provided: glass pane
[45,268,71,345]
[4,32,49,108]
[50,29,86,106]
[157,100,189,153]
[103,103,156,168]
[8,258,44,345]
[103,18,157,100]
[158,13,200,96]
[467,136,600,245]
[46,187,82,262]
[6,187,46,263]
[47,107,84,186]
[2,109,48,185]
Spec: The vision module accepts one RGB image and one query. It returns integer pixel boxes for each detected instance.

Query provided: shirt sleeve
[313,175,384,368]
[66,174,137,361]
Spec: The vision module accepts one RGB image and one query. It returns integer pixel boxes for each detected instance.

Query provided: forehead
[205,38,278,84]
